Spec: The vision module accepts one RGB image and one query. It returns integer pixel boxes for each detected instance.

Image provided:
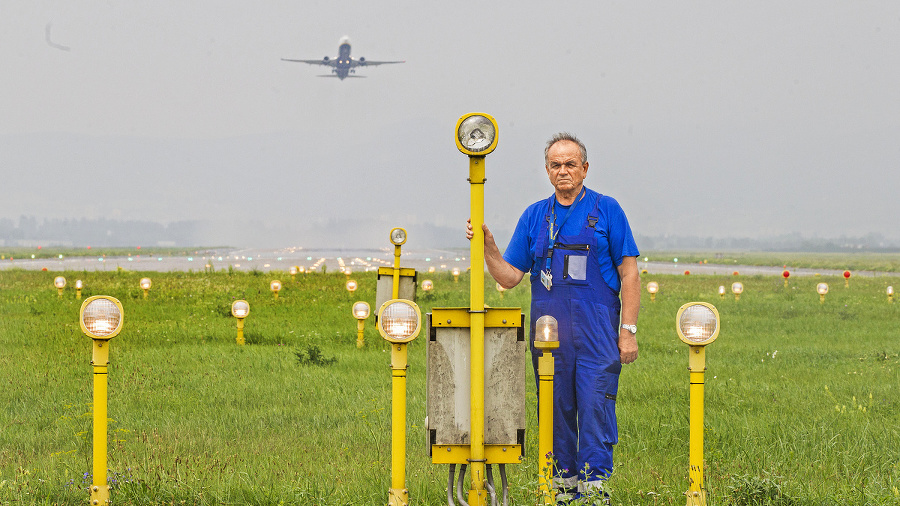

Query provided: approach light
[80,296,124,340]
[783,270,790,288]
[390,227,408,246]
[817,282,829,303]
[231,300,250,345]
[731,282,744,301]
[422,279,434,292]
[646,281,659,302]
[54,276,66,288]
[377,299,422,344]
[270,280,282,292]
[346,280,358,293]
[534,315,559,348]
[140,277,152,299]
[718,285,725,299]
[676,302,720,347]
[75,280,84,298]
[344,267,352,280]
[887,286,894,303]
[353,301,371,320]
[843,270,851,288]
[289,266,298,280]
[496,282,507,298]
[452,267,460,282]
[428,266,436,273]
[455,113,499,156]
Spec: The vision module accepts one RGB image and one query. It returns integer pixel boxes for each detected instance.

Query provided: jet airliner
[282,36,404,80]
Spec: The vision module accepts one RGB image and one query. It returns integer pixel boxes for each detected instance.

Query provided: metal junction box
[426,307,526,464]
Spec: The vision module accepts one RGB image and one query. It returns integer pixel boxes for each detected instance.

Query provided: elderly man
[467,132,639,501]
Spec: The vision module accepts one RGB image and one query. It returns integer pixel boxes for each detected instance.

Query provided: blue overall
[529,192,622,492]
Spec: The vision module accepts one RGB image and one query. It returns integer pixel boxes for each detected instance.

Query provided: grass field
[1,267,898,505]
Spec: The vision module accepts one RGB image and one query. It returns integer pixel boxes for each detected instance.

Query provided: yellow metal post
[389,343,409,506]
[58,287,64,298]
[686,346,707,506]
[77,289,83,300]
[142,289,149,299]
[356,319,365,348]
[236,319,245,345]
[468,155,487,505]
[392,245,402,299]
[537,349,557,505]
[91,340,111,505]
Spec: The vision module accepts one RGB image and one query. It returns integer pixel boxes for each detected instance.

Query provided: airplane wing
[282,58,338,68]
[350,59,405,68]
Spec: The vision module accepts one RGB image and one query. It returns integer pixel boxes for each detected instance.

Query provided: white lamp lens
[83,299,121,337]
[458,116,495,153]
[381,302,418,340]
[679,305,717,344]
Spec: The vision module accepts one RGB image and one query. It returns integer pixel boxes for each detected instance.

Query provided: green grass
[0,247,223,261]
[1,268,898,505]
[644,251,900,273]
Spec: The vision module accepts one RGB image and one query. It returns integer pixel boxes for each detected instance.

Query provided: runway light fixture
[731,282,744,301]
[390,227,407,246]
[353,301,371,348]
[76,279,83,300]
[452,267,460,283]
[887,285,894,303]
[496,282,507,299]
[346,280,358,293]
[422,279,434,293]
[140,277,152,299]
[345,267,352,280]
[54,276,66,297]
[231,300,250,345]
[843,270,851,288]
[817,282,829,303]
[270,280,282,299]
[647,281,659,302]
[675,302,719,506]
[377,299,421,344]
[290,266,298,280]
[79,295,124,506]
[718,285,725,299]
[455,113,499,156]
[782,270,790,288]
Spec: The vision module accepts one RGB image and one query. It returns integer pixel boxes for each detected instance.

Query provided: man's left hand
[618,329,638,364]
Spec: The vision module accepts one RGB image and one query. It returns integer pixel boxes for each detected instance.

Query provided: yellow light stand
[79,296,125,506]
[140,278,151,299]
[378,299,422,506]
[231,300,250,345]
[534,315,559,505]
[55,276,66,298]
[352,301,371,348]
[676,302,720,506]
[887,286,894,303]
[76,280,83,300]
[647,281,659,302]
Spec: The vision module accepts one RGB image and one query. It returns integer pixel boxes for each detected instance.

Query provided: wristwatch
[620,324,637,334]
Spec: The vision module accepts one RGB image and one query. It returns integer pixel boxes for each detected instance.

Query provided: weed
[294,344,337,366]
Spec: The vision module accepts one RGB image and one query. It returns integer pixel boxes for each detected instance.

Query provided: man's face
[545,140,588,194]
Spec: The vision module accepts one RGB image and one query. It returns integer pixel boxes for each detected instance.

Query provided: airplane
[282,36,404,80]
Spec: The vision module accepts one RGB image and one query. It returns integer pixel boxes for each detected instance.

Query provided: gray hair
[544,132,587,166]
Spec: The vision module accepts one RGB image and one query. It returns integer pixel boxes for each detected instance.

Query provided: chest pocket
[557,243,590,282]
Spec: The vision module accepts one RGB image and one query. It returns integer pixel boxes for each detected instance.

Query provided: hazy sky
[3,1,899,248]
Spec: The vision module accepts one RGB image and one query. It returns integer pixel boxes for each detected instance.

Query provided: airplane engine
[323,56,330,62]
[358,56,366,64]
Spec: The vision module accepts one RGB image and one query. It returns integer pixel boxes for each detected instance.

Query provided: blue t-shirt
[502,187,639,292]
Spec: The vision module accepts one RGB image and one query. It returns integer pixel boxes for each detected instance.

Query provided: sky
[3,1,899,249]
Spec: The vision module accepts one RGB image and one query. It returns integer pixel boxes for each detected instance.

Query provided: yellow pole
[468,155,487,506]
[686,346,707,506]
[388,343,409,506]
[143,289,149,299]
[356,320,365,348]
[236,319,245,345]
[91,340,111,506]
[392,245,401,299]
[58,288,64,298]
[537,350,557,505]
[77,289,83,300]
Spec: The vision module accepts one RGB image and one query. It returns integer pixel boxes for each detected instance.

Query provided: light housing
[346,280,358,293]
[718,285,725,296]
[888,286,894,296]
[455,113,499,156]
[676,302,720,346]
[377,299,421,344]
[534,315,559,350]
[80,296,124,340]
[54,276,67,289]
[352,301,371,320]
[231,300,250,318]
[731,282,744,294]
[270,280,282,293]
[140,277,152,290]
[422,279,434,292]
[389,227,408,246]
[646,281,659,294]
[75,280,83,290]
[817,283,829,295]
[452,267,460,276]
[496,282,507,293]
[289,266,298,276]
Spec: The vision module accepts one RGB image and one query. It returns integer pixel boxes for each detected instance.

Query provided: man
[466,132,639,500]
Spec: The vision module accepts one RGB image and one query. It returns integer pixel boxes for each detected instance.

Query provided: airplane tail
[316,75,366,78]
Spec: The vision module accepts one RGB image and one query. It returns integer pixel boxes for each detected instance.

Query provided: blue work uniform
[503,187,638,493]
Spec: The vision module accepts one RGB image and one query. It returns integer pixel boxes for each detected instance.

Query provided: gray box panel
[376,271,417,312]
[426,314,526,447]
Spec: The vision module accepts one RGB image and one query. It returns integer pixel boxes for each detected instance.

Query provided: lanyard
[544,187,586,274]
